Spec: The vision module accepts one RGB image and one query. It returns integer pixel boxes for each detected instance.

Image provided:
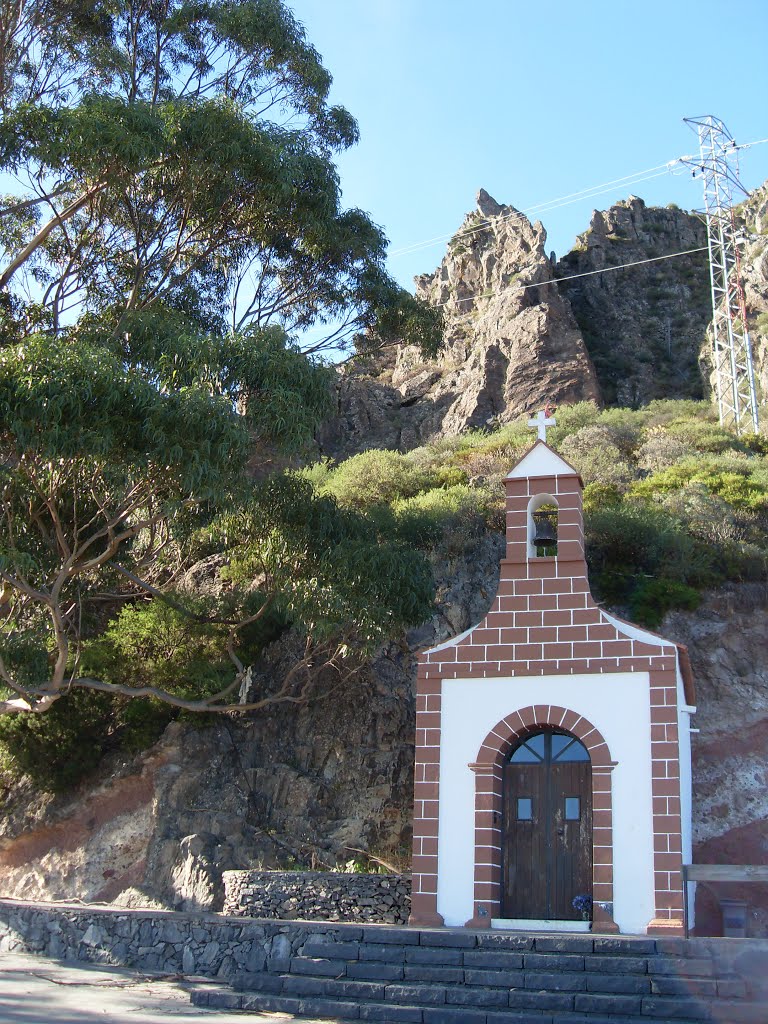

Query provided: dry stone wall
[0,898,404,978]
[222,870,411,924]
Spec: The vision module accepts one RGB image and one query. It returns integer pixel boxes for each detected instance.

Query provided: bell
[532,511,557,546]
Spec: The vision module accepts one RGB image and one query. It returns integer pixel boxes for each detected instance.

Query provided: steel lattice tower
[683,115,759,435]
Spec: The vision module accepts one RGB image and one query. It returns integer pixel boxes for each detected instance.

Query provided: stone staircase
[190,924,768,1023]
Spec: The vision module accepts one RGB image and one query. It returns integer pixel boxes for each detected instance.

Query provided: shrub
[631,458,768,511]
[545,401,601,447]
[642,399,716,426]
[636,430,695,472]
[594,407,646,458]
[319,449,430,509]
[559,426,634,486]
[393,484,500,551]
[628,579,701,627]
[585,501,718,619]
[662,418,747,454]
[582,482,623,512]
[0,689,118,792]
[454,419,531,459]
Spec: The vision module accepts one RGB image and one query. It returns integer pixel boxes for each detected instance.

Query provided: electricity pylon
[683,115,759,435]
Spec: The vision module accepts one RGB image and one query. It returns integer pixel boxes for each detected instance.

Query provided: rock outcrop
[663,584,768,933]
[735,182,768,413]
[556,196,711,407]
[320,190,600,457]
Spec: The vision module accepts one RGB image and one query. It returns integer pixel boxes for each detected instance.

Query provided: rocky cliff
[320,190,726,458]
[320,190,600,457]
[737,182,768,410]
[555,197,711,406]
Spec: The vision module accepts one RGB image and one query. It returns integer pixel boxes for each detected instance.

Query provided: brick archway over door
[466,705,618,931]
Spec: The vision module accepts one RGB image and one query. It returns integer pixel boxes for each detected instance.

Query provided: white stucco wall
[437,672,657,934]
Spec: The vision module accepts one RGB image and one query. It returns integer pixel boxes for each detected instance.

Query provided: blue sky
[290,0,768,300]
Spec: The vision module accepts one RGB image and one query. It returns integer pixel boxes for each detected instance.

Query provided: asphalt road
[0,953,320,1024]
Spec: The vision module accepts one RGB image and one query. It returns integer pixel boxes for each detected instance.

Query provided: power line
[390,166,673,258]
[389,136,768,261]
[436,245,709,313]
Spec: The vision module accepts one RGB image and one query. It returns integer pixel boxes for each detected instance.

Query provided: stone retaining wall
[0,898,398,978]
[2,898,767,995]
[222,870,411,924]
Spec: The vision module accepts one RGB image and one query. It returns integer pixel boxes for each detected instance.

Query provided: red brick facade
[409,442,693,935]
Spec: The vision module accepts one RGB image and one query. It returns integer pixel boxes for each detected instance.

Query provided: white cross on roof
[528,406,556,442]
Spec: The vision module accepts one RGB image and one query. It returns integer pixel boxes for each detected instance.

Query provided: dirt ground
[0,952,319,1024]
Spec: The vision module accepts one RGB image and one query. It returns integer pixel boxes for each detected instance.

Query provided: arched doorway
[503,730,592,920]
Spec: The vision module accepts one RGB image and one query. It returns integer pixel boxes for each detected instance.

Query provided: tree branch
[0,181,107,290]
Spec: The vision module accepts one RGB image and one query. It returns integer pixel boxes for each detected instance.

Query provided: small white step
[491,917,591,932]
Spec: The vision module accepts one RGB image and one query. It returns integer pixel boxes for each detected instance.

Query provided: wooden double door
[502,730,592,921]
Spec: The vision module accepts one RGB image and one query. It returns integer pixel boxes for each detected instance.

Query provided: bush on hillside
[559,426,634,486]
[393,484,501,552]
[0,690,118,792]
[317,449,430,509]
[636,429,696,472]
[662,418,747,454]
[584,501,719,620]
[631,457,768,510]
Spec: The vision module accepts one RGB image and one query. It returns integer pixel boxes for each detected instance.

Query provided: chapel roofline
[506,439,584,486]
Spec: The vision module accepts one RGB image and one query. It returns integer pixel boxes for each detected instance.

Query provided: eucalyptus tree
[0,0,441,718]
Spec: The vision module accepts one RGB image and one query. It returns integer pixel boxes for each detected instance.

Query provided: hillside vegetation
[3,397,767,794]
[308,399,768,627]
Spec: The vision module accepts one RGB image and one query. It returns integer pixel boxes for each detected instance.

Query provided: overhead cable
[389,135,768,261]
[437,246,710,313]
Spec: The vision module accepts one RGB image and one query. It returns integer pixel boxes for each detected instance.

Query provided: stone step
[273,944,747,993]
[203,969,762,1021]
[192,985,751,1023]
[189,927,767,1024]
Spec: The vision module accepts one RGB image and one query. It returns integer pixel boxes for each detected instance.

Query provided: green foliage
[0,0,442,354]
[628,579,701,627]
[81,600,233,695]
[545,402,601,447]
[0,690,118,792]
[582,483,623,513]
[631,458,768,510]
[0,0,445,732]
[559,426,634,486]
[660,418,747,455]
[584,501,718,622]
[393,484,499,551]
[317,450,431,509]
[214,475,435,651]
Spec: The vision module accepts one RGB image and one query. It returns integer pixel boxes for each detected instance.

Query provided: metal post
[683,116,759,435]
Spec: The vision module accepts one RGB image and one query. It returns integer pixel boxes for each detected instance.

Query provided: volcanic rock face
[320,190,600,457]
[556,196,711,407]
[737,183,768,412]
[664,584,768,934]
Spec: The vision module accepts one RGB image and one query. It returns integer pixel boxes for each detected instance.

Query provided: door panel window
[517,797,533,820]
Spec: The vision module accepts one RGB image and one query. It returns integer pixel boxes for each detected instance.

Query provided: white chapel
[409,412,696,935]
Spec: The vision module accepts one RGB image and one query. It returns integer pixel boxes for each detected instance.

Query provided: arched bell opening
[527,493,558,558]
[503,729,592,921]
